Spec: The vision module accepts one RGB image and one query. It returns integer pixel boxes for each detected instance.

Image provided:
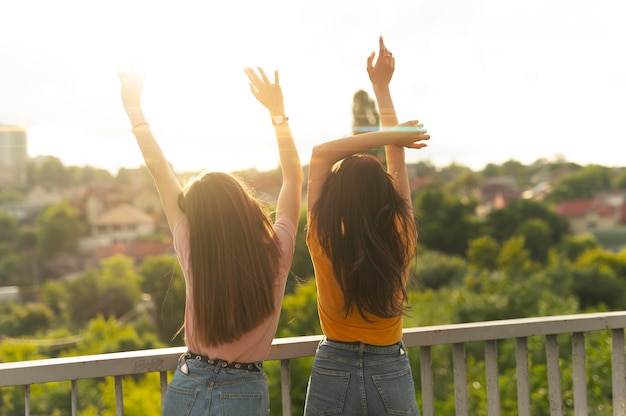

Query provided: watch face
[272,116,285,125]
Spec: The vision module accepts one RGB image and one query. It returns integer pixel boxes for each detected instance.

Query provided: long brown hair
[312,154,416,320]
[179,172,282,346]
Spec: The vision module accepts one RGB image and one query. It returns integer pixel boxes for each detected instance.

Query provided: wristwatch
[271,115,289,125]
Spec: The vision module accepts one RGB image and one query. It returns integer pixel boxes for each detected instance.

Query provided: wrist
[271,115,289,126]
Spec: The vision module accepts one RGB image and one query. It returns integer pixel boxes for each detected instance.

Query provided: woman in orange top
[304,37,429,416]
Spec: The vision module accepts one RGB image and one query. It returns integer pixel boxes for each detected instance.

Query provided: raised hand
[367,35,395,91]
[117,64,145,110]
[391,120,430,149]
[244,67,285,116]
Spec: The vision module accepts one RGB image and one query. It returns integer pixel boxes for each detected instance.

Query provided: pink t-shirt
[172,215,295,363]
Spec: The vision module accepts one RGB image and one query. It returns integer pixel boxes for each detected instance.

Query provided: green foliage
[289,208,314,287]
[412,250,467,290]
[277,278,320,338]
[547,164,614,203]
[517,218,553,264]
[557,234,599,261]
[0,188,25,204]
[496,236,536,276]
[467,236,500,270]
[67,255,142,324]
[36,201,85,258]
[0,211,18,243]
[485,198,570,246]
[0,302,54,337]
[414,189,482,256]
[570,265,626,310]
[138,256,185,345]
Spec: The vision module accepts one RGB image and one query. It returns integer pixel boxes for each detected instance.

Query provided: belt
[184,351,263,372]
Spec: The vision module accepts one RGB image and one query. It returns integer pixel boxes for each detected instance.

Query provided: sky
[1,0,625,175]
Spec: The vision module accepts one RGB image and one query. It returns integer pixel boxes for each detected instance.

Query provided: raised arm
[367,36,412,206]
[244,67,302,230]
[118,67,183,233]
[307,123,429,211]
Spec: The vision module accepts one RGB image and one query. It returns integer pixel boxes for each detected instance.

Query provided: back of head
[180,172,281,345]
[312,154,416,320]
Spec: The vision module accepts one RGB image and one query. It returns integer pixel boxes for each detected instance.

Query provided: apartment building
[0,126,27,187]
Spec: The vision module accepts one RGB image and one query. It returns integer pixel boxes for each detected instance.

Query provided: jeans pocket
[162,383,198,416]
[220,393,267,415]
[372,367,419,416]
[305,366,351,416]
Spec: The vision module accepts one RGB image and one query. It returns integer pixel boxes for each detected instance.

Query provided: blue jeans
[304,338,420,416]
[162,354,269,415]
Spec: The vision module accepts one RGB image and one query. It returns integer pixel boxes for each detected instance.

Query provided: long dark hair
[312,154,416,320]
[178,172,282,346]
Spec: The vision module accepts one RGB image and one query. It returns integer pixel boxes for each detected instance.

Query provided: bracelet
[132,122,150,134]
[271,115,289,126]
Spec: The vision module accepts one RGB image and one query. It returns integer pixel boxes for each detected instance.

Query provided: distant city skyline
[1,0,625,175]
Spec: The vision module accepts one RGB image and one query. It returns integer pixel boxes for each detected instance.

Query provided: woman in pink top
[118,65,302,416]
[304,37,429,415]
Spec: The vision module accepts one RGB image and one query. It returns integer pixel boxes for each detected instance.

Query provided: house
[556,198,626,251]
[79,203,156,253]
[555,199,626,235]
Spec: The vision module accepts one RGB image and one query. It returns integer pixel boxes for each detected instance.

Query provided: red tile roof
[556,200,617,218]
[93,240,173,261]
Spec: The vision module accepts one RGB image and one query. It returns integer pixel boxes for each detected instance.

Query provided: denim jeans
[304,338,420,416]
[162,354,269,416]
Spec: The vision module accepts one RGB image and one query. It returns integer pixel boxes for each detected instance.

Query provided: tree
[547,164,613,202]
[288,209,314,289]
[0,302,54,337]
[36,201,85,258]
[496,236,535,276]
[467,236,500,271]
[352,89,383,161]
[516,218,552,264]
[27,156,68,190]
[485,198,569,246]
[557,234,599,262]
[414,189,482,256]
[0,210,18,243]
[412,250,467,290]
[139,256,186,345]
[67,255,142,324]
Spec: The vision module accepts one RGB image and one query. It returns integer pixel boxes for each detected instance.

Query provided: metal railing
[1,311,626,415]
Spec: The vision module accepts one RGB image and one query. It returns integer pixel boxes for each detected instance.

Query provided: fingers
[367,51,375,70]
[257,67,271,84]
[274,70,280,86]
[243,67,260,85]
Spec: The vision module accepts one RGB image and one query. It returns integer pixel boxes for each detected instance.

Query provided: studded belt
[184,351,263,372]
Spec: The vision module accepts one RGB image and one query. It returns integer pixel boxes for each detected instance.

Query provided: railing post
[516,337,531,416]
[484,340,500,416]
[572,332,587,416]
[419,345,435,416]
[281,359,292,416]
[24,384,31,416]
[453,343,468,416]
[160,371,169,412]
[611,328,626,414]
[546,334,563,415]
[115,375,124,416]
[420,346,435,416]
[71,379,78,416]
